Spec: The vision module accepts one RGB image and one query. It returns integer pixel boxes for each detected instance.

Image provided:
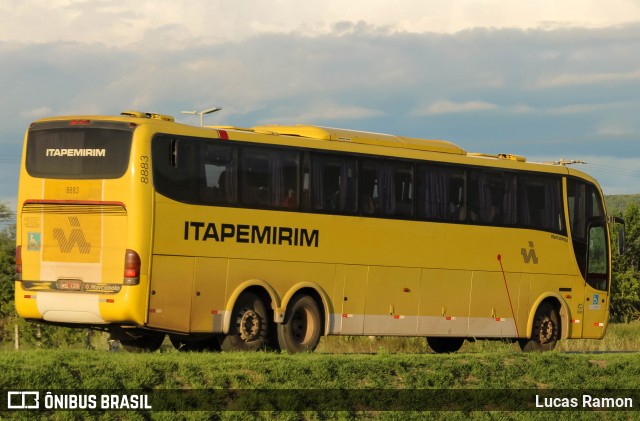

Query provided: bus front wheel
[519,302,559,352]
[427,337,464,353]
[220,292,269,351]
[277,294,322,353]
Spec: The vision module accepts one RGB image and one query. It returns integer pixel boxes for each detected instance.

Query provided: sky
[1,0,640,211]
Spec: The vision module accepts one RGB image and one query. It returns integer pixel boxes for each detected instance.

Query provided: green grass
[2,323,639,419]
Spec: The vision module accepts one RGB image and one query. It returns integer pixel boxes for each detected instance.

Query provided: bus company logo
[45,148,106,157]
[53,217,91,254]
[521,241,539,264]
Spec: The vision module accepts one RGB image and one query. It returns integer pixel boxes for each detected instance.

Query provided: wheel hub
[539,317,555,344]
[239,309,262,341]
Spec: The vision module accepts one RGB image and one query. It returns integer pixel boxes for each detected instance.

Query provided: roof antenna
[181,107,222,126]
[544,159,586,166]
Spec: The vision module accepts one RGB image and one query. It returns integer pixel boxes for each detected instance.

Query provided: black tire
[117,330,165,353]
[426,337,465,353]
[169,334,222,352]
[277,295,322,353]
[219,292,269,352]
[519,302,560,352]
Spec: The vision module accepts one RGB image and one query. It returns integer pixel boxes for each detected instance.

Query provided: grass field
[1,323,639,419]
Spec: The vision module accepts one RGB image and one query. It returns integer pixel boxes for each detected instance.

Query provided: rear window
[26,125,133,179]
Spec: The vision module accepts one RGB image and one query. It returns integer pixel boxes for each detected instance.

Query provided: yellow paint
[15,111,612,345]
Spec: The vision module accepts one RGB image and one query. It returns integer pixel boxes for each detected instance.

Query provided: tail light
[15,246,22,281]
[123,249,141,286]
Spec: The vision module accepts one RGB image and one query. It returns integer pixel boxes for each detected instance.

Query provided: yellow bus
[15,110,621,353]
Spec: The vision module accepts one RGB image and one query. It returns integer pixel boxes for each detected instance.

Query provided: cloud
[539,70,640,87]
[414,100,499,116]
[2,0,640,46]
[1,16,640,196]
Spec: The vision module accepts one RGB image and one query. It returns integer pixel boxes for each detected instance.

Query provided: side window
[416,165,466,222]
[361,159,413,217]
[152,135,201,203]
[152,135,239,205]
[567,179,604,242]
[241,147,299,209]
[200,144,237,204]
[518,175,563,233]
[304,153,357,213]
[468,170,517,225]
[567,178,606,288]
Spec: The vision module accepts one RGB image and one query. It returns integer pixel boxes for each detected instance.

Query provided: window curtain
[422,167,450,219]
[269,154,284,207]
[224,150,238,203]
[377,163,396,215]
[503,174,517,225]
[544,179,561,231]
[337,160,356,212]
[311,156,325,210]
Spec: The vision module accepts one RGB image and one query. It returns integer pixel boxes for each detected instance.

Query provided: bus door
[581,219,609,338]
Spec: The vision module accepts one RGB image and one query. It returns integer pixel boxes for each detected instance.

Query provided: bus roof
[219,124,468,155]
[30,111,598,181]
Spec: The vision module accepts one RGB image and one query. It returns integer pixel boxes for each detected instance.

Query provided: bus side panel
[581,285,608,339]
[568,275,585,338]
[191,257,229,332]
[362,266,421,335]
[338,265,368,335]
[418,269,470,336]
[147,255,194,332]
[468,271,519,337]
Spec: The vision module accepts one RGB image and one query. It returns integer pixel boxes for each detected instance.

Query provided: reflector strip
[445,316,456,321]
[149,308,163,314]
[495,317,507,322]
[594,322,605,327]
[211,310,219,315]
[24,295,35,299]
[342,313,353,318]
[99,298,115,303]
[571,319,581,324]
[393,315,405,320]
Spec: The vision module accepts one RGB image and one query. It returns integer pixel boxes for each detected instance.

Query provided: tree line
[0,200,638,349]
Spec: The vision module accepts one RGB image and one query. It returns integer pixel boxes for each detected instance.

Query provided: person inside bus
[284,188,296,208]
[362,194,376,214]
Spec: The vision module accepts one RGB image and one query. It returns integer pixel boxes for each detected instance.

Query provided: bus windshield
[26,123,133,179]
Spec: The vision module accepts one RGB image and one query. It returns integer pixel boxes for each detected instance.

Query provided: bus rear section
[15,119,147,328]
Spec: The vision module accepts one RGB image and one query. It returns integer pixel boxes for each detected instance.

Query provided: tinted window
[26,128,132,179]
[518,175,563,232]
[416,165,466,222]
[567,178,606,286]
[241,147,299,209]
[303,153,357,213]
[468,170,517,225]
[152,135,238,205]
[361,159,413,217]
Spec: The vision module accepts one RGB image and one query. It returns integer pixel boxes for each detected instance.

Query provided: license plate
[58,280,82,291]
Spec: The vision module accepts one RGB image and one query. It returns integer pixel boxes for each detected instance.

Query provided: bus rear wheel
[427,337,465,353]
[277,294,322,353]
[220,292,269,352]
[519,302,559,352]
[169,334,221,352]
